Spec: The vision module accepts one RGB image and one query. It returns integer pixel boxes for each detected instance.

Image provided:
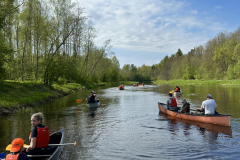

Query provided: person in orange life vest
[25,112,50,155]
[5,138,31,160]
[167,93,178,112]
[174,86,181,92]
[180,99,190,113]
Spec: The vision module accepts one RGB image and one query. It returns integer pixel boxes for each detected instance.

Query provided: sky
[76,0,240,68]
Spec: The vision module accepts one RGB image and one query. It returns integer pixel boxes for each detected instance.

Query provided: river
[1,84,240,160]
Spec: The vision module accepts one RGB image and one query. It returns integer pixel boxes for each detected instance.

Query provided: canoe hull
[158,102,231,126]
[173,91,181,96]
[88,102,100,108]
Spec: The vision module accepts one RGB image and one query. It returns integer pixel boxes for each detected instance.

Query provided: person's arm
[167,99,170,108]
[26,137,36,152]
[197,101,205,111]
[26,127,37,152]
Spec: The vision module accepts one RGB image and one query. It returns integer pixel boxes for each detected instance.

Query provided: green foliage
[154,79,240,85]
[234,60,240,79]
[227,65,235,80]
[215,68,224,80]
[175,48,183,57]
[58,77,67,85]
[0,82,55,108]
[182,65,195,80]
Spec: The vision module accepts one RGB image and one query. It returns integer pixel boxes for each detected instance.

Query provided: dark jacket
[181,102,190,113]
[88,94,96,103]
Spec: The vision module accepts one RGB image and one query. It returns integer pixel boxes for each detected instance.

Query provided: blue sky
[76,0,240,68]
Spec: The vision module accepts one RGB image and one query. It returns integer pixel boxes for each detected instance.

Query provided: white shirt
[201,99,217,115]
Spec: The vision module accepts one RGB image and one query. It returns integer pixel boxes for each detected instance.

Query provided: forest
[0,0,121,85]
[1,0,240,85]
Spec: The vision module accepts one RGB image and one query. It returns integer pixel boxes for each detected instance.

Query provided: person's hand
[26,148,30,152]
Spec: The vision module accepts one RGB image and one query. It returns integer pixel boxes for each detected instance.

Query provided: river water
[1,84,240,160]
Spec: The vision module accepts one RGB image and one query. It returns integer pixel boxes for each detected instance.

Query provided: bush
[58,77,67,85]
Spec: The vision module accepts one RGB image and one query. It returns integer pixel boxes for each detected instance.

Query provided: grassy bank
[0,81,84,116]
[0,80,140,116]
[154,80,240,85]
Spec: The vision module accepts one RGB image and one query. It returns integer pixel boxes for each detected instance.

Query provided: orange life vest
[6,153,19,160]
[29,126,50,148]
[170,98,177,107]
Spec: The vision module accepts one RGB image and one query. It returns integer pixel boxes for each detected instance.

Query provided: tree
[175,48,183,57]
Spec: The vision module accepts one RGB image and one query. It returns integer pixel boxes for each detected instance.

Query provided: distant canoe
[158,102,231,126]
[119,87,124,90]
[173,91,181,96]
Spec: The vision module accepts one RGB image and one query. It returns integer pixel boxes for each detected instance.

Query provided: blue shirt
[19,153,31,160]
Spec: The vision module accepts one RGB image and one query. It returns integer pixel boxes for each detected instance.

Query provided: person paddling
[86,91,97,103]
[174,86,181,92]
[167,93,178,112]
[180,99,190,114]
[197,94,217,115]
[25,112,50,155]
[5,138,31,160]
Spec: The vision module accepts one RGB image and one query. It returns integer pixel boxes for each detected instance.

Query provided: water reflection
[159,112,232,143]
[88,107,99,117]
[0,84,238,160]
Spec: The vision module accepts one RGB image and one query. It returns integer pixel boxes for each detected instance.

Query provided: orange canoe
[158,102,231,126]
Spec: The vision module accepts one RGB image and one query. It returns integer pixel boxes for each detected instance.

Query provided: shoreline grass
[0,82,84,109]
[153,79,240,85]
[0,80,139,111]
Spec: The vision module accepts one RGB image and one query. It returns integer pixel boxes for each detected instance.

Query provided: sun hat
[10,138,24,152]
[91,91,95,93]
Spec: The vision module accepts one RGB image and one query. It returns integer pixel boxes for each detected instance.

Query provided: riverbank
[0,81,84,116]
[154,79,240,85]
[0,81,140,116]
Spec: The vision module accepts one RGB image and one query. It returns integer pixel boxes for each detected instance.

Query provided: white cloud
[76,0,227,56]
[191,10,198,14]
[215,5,222,9]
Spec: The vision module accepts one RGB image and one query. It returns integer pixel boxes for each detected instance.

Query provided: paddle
[0,153,5,159]
[76,99,83,103]
[171,112,179,120]
[169,90,174,93]
[6,142,77,151]
[48,142,77,146]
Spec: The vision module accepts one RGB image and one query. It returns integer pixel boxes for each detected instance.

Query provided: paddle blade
[6,144,29,151]
[169,90,174,93]
[171,112,178,120]
[74,142,77,146]
[76,99,83,103]
[171,115,177,120]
